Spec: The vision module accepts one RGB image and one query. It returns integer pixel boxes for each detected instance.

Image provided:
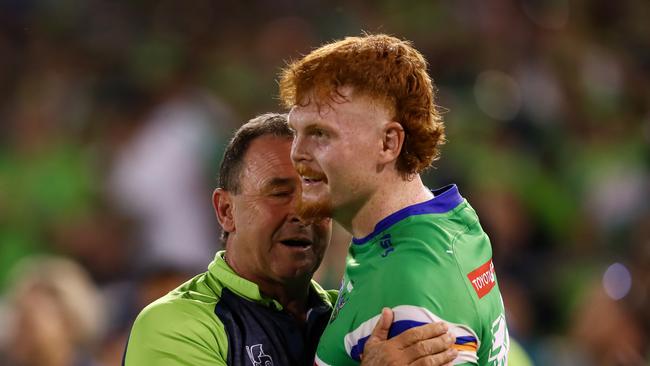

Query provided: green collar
[207,251,333,311]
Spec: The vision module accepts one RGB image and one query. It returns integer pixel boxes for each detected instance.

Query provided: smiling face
[214,135,331,285]
[289,88,393,222]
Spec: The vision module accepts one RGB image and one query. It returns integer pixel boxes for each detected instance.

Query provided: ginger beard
[294,164,333,221]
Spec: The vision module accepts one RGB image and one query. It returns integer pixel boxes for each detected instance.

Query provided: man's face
[289,88,392,220]
[224,136,331,284]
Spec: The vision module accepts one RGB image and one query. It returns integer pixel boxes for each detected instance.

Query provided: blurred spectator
[569,280,647,365]
[107,84,231,273]
[97,264,191,366]
[0,256,105,366]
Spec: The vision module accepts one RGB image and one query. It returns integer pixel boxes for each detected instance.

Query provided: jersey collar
[208,251,333,311]
[351,184,465,245]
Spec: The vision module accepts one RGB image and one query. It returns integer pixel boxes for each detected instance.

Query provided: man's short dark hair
[217,113,293,242]
[218,113,293,194]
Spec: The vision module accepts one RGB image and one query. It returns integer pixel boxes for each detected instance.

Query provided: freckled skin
[225,136,332,291]
[289,88,391,226]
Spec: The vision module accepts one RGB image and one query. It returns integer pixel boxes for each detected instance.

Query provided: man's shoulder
[125,281,229,365]
[384,207,469,245]
[133,272,224,335]
[133,296,221,341]
[126,285,228,359]
[139,292,215,321]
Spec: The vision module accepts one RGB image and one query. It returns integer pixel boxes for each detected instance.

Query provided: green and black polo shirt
[124,251,337,365]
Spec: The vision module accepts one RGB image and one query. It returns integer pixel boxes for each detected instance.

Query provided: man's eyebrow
[305,122,336,136]
[305,123,324,132]
[264,177,297,188]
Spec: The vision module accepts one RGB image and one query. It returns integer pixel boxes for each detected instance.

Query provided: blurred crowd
[0,0,648,365]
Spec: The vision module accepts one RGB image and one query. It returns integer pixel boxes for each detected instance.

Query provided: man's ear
[213,188,235,234]
[379,121,405,164]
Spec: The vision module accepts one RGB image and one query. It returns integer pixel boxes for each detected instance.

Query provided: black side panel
[214,288,331,366]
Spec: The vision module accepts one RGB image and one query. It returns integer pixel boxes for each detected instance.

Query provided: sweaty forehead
[240,136,297,190]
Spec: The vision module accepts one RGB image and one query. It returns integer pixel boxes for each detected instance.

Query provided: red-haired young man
[281,34,510,365]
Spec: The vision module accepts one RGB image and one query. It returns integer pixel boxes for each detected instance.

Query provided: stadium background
[0,0,648,365]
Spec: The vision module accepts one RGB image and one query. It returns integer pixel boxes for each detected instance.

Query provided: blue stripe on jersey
[344,305,480,363]
[352,184,465,244]
[456,336,478,344]
[349,335,369,361]
[349,319,428,361]
[348,323,479,361]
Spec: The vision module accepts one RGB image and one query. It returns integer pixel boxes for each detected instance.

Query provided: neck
[224,253,311,323]
[263,281,311,323]
[338,174,433,239]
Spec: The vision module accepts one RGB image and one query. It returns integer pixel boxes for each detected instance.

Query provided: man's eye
[311,129,326,138]
[271,191,292,197]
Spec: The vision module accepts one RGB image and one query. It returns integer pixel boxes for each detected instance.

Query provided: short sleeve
[124,300,228,366]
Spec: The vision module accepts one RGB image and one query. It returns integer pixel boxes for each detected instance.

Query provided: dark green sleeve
[124,300,228,365]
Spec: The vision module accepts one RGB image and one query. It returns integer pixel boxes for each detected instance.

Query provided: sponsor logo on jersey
[245,344,273,366]
[467,258,497,299]
[379,234,394,257]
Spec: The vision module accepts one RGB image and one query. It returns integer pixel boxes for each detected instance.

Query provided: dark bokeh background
[0,1,648,365]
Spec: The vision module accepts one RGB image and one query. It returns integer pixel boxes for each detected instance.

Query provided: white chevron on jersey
[343,305,480,364]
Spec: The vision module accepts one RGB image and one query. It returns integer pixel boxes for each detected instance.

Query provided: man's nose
[291,134,310,164]
[286,194,307,225]
[287,210,310,230]
[288,212,303,223]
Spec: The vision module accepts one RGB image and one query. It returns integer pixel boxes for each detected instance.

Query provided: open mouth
[300,173,327,186]
[296,165,327,186]
[280,238,313,247]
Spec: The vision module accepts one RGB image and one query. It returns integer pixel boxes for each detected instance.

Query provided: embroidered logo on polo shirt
[246,344,273,366]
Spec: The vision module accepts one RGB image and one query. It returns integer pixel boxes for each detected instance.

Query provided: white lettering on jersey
[487,313,509,365]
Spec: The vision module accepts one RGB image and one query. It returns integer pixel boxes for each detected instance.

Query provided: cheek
[235,202,275,238]
[252,202,291,232]
[315,223,332,249]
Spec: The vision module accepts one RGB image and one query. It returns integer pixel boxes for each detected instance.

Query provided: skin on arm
[360,308,458,366]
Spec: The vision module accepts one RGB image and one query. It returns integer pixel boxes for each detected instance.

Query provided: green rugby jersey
[315,185,509,366]
[124,251,337,365]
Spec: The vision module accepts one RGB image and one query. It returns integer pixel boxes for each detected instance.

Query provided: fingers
[404,332,456,361]
[392,321,450,348]
[366,308,394,346]
[410,348,459,366]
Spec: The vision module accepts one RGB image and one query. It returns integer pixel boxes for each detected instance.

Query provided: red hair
[279,34,445,177]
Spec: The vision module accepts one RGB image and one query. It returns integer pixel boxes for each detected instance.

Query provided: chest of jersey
[315,213,509,366]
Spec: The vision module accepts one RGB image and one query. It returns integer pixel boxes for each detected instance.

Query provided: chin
[278,261,318,281]
[278,269,314,283]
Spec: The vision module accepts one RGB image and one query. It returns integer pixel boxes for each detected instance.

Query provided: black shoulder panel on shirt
[214,287,331,366]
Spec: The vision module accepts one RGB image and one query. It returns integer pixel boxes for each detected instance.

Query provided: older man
[123,113,457,365]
